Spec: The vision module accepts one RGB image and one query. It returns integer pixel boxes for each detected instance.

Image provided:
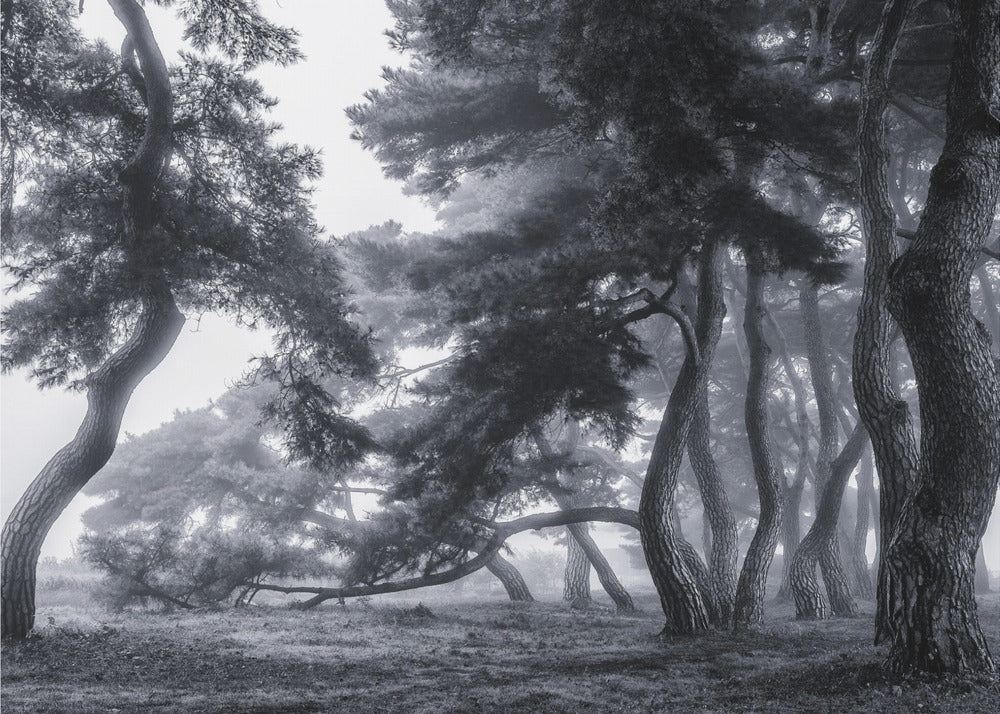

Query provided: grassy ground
[3,589,999,713]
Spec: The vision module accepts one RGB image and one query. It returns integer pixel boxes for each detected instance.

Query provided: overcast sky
[1,2,997,568]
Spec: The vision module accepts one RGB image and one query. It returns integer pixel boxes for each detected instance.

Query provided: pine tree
[0,0,374,639]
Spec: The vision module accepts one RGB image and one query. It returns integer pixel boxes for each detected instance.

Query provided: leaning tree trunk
[881,0,1000,673]
[677,270,738,623]
[639,239,726,634]
[532,435,636,612]
[567,524,634,612]
[732,253,783,630]
[563,530,592,604]
[789,284,859,618]
[686,362,738,625]
[1,0,182,641]
[790,424,868,619]
[1,289,183,639]
[855,0,922,646]
[850,452,876,599]
[487,554,534,602]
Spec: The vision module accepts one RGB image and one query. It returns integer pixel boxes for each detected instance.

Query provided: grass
[3,588,999,713]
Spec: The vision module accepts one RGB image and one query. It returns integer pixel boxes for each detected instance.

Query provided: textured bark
[570,524,635,611]
[881,0,1000,673]
[854,0,922,645]
[1,290,183,639]
[850,453,876,599]
[790,424,868,619]
[563,533,592,604]
[1,0,181,640]
[789,284,859,618]
[639,240,725,634]
[487,554,534,602]
[532,434,636,612]
[732,255,783,630]
[686,347,738,624]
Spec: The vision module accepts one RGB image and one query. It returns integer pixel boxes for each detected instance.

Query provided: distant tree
[0,0,374,639]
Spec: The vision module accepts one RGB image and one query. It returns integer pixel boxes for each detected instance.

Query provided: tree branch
[249,507,640,608]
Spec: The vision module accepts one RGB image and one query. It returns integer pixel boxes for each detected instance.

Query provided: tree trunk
[1,289,183,639]
[855,0,922,646]
[764,318,812,603]
[563,530,592,604]
[789,284,860,618]
[686,351,738,625]
[790,424,868,619]
[639,239,725,635]
[879,0,1000,674]
[850,453,876,599]
[1,0,181,641]
[531,435,636,613]
[732,254,783,630]
[487,553,534,602]
[776,474,805,601]
[800,283,857,613]
[568,524,634,611]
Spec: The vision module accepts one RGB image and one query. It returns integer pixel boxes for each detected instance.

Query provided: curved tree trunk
[487,554,534,602]
[732,254,783,630]
[531,435,636,612]
[563,531,592,604]
[261,506,642,609]
[850,453,876,599]
[639,239,726,635]
[677,270,738,624]
[1,0,181,641]
[1,289,183,639]
[790,424,868,619]
[881,0,1000,673]
[569,524,634,611]
[687,379,738,624]
[855,0,922,646]
[789,284,859,618]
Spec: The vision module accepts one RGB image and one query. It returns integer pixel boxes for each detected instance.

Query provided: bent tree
[1,0,373,639]
[858,0,1000,672]
[882,0,1000,673]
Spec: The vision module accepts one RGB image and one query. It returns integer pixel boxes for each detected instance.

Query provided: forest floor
[3,585,1000,713]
